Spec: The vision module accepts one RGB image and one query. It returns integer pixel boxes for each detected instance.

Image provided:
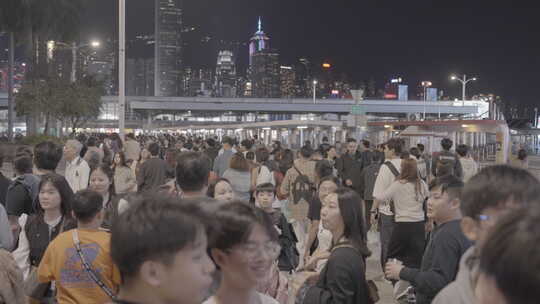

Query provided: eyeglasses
[231,241,281,262]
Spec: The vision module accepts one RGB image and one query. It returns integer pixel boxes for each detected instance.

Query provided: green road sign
[351,105,365,115]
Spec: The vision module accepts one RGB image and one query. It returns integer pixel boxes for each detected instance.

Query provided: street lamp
[49,40,101,83]
[450,74,477,106]
[312,80,318,104]
[421,81,432,120]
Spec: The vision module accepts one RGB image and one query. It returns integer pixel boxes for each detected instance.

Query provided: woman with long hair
[223,153,252,202]
[112,151,136,195]
[13,173,76,301]
[376,158,428,279]
[303,187,371,303]
[89,164,122,229]
[303,176,340,272]
[204,201,280,304]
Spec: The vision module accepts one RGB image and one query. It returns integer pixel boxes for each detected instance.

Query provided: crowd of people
[0,131,538,304]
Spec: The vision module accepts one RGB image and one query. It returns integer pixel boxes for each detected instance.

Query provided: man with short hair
[372,137,404,270]
[432,165,540,304]
[432,138,463,179]
[64,139,91,193]
[37,190,121,303]
[176,152,211,198]
[213,137,235,177]
[239,139,253,157]
[385,175,472,303]
[335,138,363,194]
[110,195,216,304]
[137,142,168,193]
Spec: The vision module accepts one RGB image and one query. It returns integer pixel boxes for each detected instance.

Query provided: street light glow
[90,41,101,48]
[313,80,318,85]
[450,75,457,80]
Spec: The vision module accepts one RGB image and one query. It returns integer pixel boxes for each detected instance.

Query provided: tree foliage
[16,77,103,134]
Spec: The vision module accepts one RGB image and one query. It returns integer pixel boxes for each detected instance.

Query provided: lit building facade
[280,66,296,98]
[215,50,237,97]
[154,0,183,96]
[251,49,280,98]
[249,18,270,67]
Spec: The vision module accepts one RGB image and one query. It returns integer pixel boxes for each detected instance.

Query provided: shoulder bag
[72,229,117,301]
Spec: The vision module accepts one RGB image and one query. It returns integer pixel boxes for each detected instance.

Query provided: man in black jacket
[385,175,472,303]
[432,138,463,180]
[335,138,362,194]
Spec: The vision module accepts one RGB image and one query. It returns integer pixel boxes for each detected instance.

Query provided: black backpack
[291,165,314,205]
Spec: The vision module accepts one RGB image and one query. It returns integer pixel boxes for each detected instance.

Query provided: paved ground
[366,236,395,304]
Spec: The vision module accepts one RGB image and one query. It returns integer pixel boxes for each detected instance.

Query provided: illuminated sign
[331,90,339,95]
[322,63,331,68]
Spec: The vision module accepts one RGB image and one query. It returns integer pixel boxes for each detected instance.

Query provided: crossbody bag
[72,229,117,301]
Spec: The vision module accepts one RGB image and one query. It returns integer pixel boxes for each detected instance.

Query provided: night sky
[78,0,539,108]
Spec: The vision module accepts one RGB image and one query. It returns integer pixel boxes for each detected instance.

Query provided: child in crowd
[254,183,299,304]
[110,194,216,304]
[37,190,121,303]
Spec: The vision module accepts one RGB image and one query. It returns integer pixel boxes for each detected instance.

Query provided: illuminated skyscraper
[215,50,237,97]
[249,17,270,66]
[280,66,296,98]
[154,0,183,96]
[251,49,280,98]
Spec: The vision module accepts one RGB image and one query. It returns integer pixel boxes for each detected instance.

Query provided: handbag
[72,229,117,301]
[333,243,380,304]
[23,217,66,300]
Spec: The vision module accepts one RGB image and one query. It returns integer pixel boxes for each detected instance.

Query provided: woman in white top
[223,153,252,202]
[204,201,280,304]
[376,158,428,271]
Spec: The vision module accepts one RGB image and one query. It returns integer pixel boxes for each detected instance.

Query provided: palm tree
[1,0,86,136]
[0,0,26,141]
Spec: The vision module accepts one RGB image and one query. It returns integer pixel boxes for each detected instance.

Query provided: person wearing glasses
[204,201,280,304]
[432,165,540,304]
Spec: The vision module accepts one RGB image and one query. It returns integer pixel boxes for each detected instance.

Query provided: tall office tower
[249,17,270,67]
[251,49,280,98]
[215,50,237,97]
[280,66,296,98]
[295,57,312,97]
[155,0,183,96]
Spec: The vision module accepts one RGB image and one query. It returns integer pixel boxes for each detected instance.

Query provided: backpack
[384,161,400,218]
[7,174,41,214]
[291,165,314,205]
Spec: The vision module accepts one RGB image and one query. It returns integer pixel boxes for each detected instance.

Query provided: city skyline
[2,1,535,108]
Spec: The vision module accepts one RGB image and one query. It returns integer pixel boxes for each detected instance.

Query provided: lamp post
[450,74,477,106]
[312,80,317,104]
[50,40,101,83]
[119,0,126,140]
[421,81,432,120]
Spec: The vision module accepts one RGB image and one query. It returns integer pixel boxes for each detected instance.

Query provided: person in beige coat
[113,151,137,194]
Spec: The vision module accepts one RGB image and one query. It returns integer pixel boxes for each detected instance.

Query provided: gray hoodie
[432,246,477,304]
